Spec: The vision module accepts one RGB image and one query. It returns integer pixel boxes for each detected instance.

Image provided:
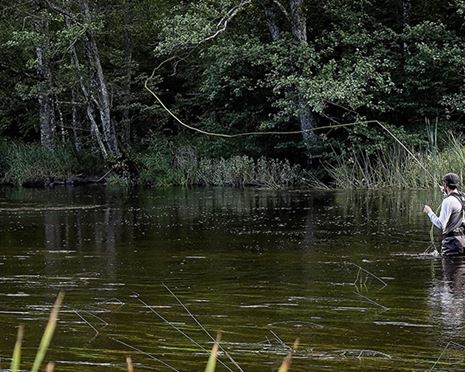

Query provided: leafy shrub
[139,139,306,189]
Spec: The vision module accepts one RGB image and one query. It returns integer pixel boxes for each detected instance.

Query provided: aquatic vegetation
[11,292,63,372]
[278,339,299,372]
[9,290,299,371]
[205,334,220,372]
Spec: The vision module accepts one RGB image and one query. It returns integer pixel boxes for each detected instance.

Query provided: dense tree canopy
[0,0,464,175]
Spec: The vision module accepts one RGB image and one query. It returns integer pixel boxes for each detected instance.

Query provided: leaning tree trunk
[79,0,121,159]
[34,0,55,149]
[63,0,106,156]
[290,0,316,143]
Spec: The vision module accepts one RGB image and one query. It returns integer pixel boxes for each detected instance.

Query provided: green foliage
[2,0,465,188]
[403,21,465,117]
[106,174,131,188]
[155,0,244,55]
[138,138,305,189]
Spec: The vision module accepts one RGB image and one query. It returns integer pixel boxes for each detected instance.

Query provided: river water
[0,186,464,371]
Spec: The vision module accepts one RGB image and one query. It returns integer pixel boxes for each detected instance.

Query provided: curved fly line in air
[144,65,436,182]
[145,63,442,251]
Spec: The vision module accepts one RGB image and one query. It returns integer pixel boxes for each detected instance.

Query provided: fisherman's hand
[423,205,432,214]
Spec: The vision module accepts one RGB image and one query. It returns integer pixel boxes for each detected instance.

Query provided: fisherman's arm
[424,199,452,230]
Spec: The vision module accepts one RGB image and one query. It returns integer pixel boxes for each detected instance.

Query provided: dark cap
[442,173,460,188]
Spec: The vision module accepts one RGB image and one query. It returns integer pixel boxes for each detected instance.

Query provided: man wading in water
[423,173,465,256]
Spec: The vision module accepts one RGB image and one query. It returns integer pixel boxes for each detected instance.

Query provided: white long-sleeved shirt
[428,193,463,232]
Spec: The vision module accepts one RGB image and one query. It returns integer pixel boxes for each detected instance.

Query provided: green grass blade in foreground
[278,338,299,372]
[205,334,221,372]
[30,292,64,372]
[10,325,24,372]
[127,356,134,372]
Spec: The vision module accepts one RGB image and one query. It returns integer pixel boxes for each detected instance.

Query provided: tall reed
[327,134,465,189]
[2,143,83,186]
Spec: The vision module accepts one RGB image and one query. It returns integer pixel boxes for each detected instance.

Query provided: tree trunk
[401,0,411,55]
[71,88,82,152]
[290,0,307,44]
[34,0,55,149]
[79,0,121,159]
[262,0,280,41]
[55,95,66,143]
[61,0,109,158]
[121,0,134,144]
[290,0,316,143]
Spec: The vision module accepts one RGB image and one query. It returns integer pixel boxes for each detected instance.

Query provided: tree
[34,0,56,149]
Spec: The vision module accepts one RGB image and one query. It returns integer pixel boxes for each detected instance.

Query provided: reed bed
[327,135,465,189]
[0,142,102,187]
[140,151,308,189]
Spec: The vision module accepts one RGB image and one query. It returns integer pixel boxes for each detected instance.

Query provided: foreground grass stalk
[205,334,221,372]
[278,338,299,372]
[30,292,64,372]
[126,356,134,372]
[10,325,24,372]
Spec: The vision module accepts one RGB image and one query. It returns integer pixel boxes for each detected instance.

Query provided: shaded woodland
[1,0,465,187]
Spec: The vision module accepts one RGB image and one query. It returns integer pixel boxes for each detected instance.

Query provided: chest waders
[442,193,465,256]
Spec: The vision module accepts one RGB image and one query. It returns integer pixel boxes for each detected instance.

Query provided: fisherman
[423,173,465,256]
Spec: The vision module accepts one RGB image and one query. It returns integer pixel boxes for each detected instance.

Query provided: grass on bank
[2,132,465,190]
[0,140,311,189]
[139,152,308,188]
[0,142,102,187]
[327,135,465,189]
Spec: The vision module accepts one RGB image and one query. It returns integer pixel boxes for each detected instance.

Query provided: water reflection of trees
[3,187,443,256]
[35,188,300,248]
[0,187,339,270]
[334,189,442,229]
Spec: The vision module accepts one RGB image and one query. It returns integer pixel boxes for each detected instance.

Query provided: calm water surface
[0,186,464,371]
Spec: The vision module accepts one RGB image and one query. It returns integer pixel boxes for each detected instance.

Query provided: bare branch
[44,0,81,24]
[201,0,252,44]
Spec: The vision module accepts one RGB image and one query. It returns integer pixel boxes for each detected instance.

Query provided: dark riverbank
[0,141,312,189]
[2,138,465,191]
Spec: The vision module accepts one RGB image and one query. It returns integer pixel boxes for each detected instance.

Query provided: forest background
[1,0,465,189]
